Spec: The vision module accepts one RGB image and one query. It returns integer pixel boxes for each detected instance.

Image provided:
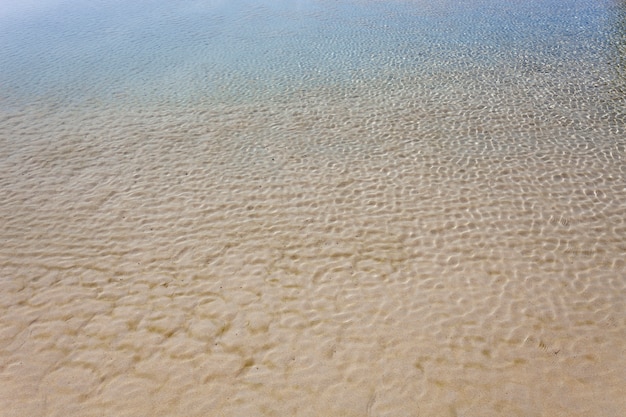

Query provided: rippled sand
[1,1,626,416]
[2,74,624,416]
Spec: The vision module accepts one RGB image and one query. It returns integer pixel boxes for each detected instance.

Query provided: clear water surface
[0,1,624,416]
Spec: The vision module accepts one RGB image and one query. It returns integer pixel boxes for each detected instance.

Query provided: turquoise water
[1,1,625,416]
[1,0,624,107]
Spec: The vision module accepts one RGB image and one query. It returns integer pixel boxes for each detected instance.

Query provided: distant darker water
[1,0,624,108]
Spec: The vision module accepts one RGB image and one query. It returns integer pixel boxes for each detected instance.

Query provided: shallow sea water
[1,0,625,416]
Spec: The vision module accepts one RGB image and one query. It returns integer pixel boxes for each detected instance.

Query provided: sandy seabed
[1,57,625,417]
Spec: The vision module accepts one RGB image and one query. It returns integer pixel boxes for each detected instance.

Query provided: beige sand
[0,72,625,416]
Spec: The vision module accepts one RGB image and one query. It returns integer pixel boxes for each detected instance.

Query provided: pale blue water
[1,0,624,107]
